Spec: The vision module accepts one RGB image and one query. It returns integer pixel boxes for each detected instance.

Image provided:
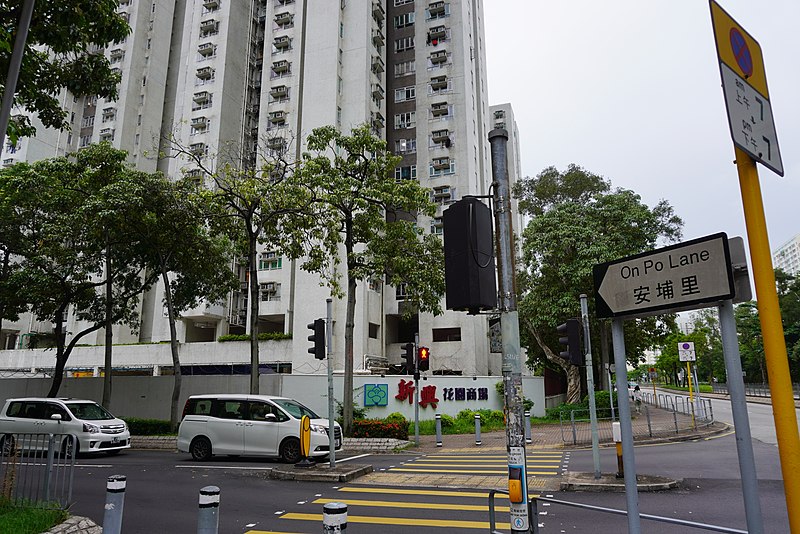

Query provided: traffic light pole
[414,333,420,447]
[326,298,335,467]
[579,294,601,480]
[488,129,529,533]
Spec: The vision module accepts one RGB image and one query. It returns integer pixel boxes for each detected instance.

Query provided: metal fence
[559,392,715,446]
[0,433,77,509]
[712,381,800,399]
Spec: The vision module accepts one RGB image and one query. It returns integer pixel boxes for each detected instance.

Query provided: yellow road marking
[313,497,509,512]
[280,513,509,530]
[338,487,508,498]
[245,531,306,534]
[388,467,558,475]
[410,460,562,466]
[424,454,563,459]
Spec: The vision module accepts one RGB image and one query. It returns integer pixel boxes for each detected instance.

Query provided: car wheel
[190,437,212,461]
[279,437,301,463]
[61,436,79,459]
[1,434,15,456]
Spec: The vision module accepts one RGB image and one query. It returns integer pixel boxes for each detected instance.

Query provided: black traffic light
[403,343,415,374]
[307,319,325,360]
[556,318,582,366]
[417,346,430,372]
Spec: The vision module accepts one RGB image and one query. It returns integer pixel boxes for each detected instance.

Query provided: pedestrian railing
[559,392,715,445]
[712,381,800,399]
[0,432,76,509]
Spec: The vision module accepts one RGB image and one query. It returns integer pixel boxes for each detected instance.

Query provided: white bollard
[323,501,347,532]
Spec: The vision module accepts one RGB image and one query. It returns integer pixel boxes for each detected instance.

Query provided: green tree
[0,171,28,338]
[2,144,156,396]
[514,164,683,403]
[735,302,766,384]
[688,309,725,383]
[299,125,445,435]
[0,1,129,143]
[168,133,310,394]
[102,172,238,429]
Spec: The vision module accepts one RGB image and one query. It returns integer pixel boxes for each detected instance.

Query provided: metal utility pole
[488,129,529,533]
[580,294,601,479]
[326,298,335,467]
[414,332,420,447]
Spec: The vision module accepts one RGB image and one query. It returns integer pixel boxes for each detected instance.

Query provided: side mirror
[264,413,277,422]
[51,414,62,421]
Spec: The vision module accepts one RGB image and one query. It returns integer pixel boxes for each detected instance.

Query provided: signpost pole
[718,299,764,534]
[735,147,800,531]
[611,319,641,533]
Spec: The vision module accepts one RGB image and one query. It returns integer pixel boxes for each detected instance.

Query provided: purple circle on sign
[682,343,691,349]
[729,27,753,78]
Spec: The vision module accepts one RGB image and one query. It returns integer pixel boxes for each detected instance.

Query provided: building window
[368,323,379,339]
[394,85,415,102]
[394,165,417,180]
[430,160,456,177]
[259,251,282,270]
[433,327,461,342]
[394,138,416,154]
[427,1,450,20]
[395,283,408,300]
[80,116,94,128]
[394,36,414,52]
[394,0,413,5]
[394,111,415,129]
[431,217,443,235]
[394,60,415,77]
[431,185,453,204]
[393,12,415,28]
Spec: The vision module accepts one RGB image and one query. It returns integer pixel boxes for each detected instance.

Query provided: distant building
[772,233,800,277]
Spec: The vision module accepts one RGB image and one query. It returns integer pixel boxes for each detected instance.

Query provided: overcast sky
[484,0,800,256]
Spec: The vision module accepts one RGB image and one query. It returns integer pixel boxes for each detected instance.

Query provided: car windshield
[65,402,115,420]
[271,398,319,420]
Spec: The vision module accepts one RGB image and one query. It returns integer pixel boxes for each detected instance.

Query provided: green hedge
[218,332,292,342]
[352,419,409,440]
[123,418,174,436]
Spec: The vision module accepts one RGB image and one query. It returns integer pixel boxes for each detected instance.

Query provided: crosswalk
[245,451,567,533]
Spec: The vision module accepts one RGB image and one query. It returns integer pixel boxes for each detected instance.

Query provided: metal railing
[487,491,746,533]
[712,381,800,399]
[559,392,715,445]
[0,432,76,509]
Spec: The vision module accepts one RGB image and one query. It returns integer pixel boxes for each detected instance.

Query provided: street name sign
[679,342,696,362]
[710,0,783,176]
[593,233,735,319]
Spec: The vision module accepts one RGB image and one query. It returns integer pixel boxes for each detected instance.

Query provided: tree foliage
[0,0,129,143]
[299,125,445,435]
[514,164,683,402]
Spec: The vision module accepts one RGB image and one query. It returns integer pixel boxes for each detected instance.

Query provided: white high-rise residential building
[773,233,800,277]
[1,0,522,378]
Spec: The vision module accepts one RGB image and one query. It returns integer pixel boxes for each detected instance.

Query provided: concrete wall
[0,374,545,421]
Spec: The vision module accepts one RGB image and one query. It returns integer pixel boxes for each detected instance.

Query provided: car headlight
[83,422,100,434]
[310,424,328,434]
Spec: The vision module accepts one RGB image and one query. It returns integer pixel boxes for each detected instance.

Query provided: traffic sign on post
[678,342,696,362]
[710,0,783,176]
[593,233,735,319]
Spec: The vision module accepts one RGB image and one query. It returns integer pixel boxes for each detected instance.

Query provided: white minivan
[0,397,130,456]
[177,394,342,463]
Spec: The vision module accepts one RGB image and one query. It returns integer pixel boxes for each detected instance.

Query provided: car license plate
[111,437,120,444]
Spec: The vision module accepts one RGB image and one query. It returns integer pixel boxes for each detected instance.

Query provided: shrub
[217,332,292,342]
[439,414,455,429]
[456,409,475,422]
[351,419,409,440]
[476,409,504,425]
[384,412,408,426]
[123,418,173,435]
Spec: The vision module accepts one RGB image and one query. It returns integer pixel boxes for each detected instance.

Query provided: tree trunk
[47,312,68,398]
[162,266,182,432]
[527,321,581,404]
[342,274,357,436]
[102,244,113,408]
[248,233,260,394]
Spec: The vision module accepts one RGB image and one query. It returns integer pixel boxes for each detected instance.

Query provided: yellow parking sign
[710,0,768,98]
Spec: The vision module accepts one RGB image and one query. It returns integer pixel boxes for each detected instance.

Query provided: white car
[177,394,342,463]
[0,397,130,456]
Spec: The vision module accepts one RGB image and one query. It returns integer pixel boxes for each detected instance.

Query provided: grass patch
[0,498,68,534]
[657,384,713,394]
